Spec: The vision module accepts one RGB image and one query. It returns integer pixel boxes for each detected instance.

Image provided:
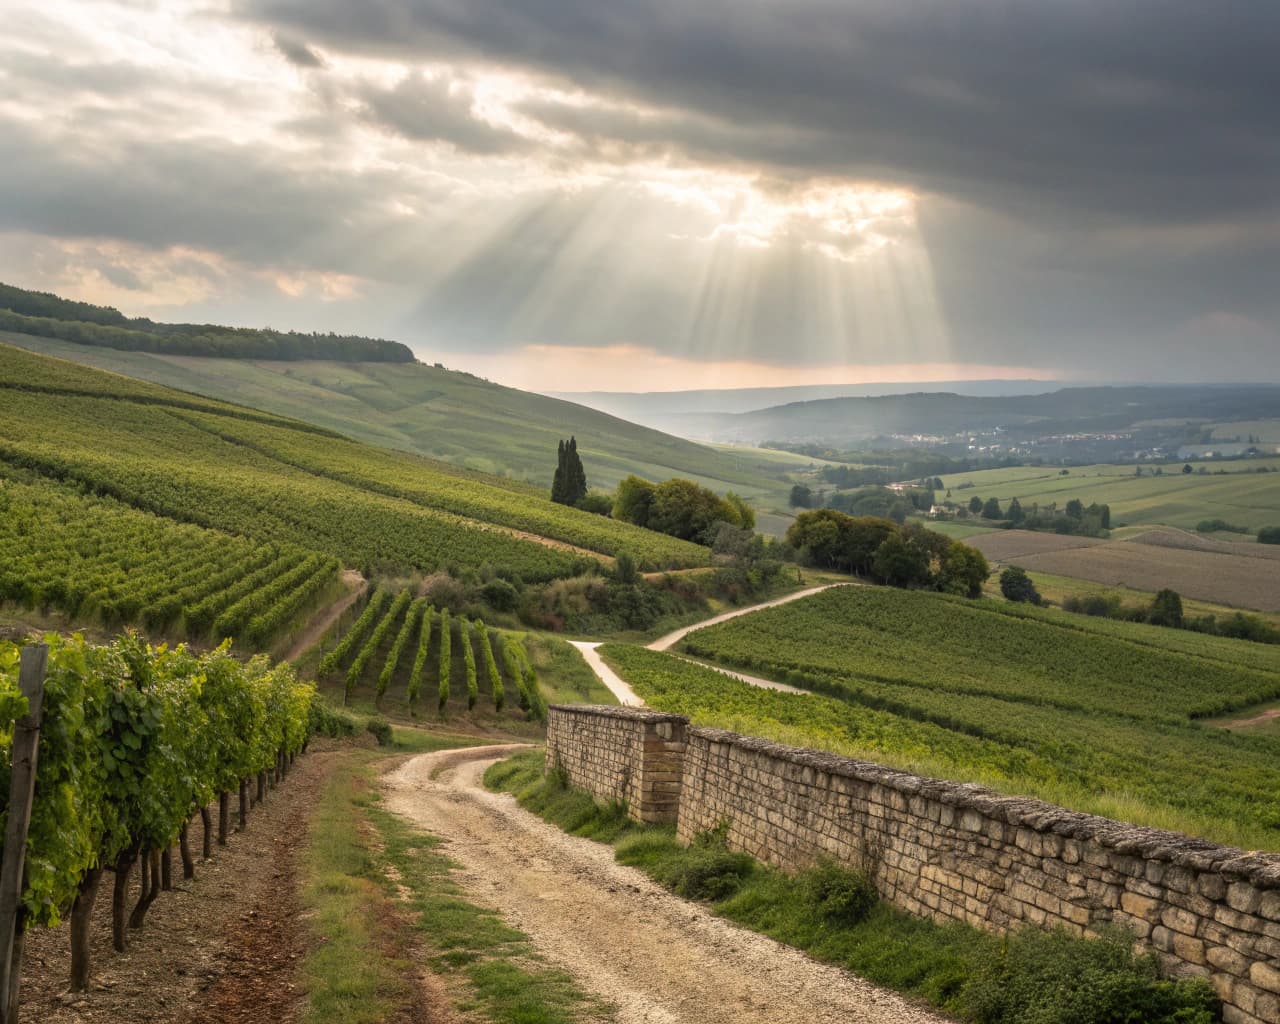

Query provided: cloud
[272,32,325,68]
[237,0,1280,227]
[0,0,1276,386]
[357,72,530,154]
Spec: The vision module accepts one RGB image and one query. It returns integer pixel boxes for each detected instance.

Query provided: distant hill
[553,379,1060,433]
[654,385,1280,447]
[0,331,798,508]
[0,281,414,362]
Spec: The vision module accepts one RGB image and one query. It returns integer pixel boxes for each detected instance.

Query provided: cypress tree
[551,437,587,506]
[567,436,587,505]
[551,439,567,503]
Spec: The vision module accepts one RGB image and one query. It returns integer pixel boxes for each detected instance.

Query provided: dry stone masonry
[545,704,687,823]
[546,705,1280,1024]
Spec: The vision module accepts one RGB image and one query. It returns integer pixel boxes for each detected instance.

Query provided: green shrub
[481,577,520,612]
[308,699,358,738]
[799,860,878,926]
[999,566,1041,605]
[1258,525,1280,545]
[616,825,756,902]
[960,926,1218,1024]
[1196,518,1249,534]
[365,716,393,746]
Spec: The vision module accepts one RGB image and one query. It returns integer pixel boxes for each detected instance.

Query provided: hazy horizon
[2,1,1277,391]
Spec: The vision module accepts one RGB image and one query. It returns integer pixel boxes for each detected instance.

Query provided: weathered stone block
[1209,945,1251,977]
[1171,932,1206,965]
[1121,892,1162,922]
[1250,960,1280,995]
[1229,883,1263,915]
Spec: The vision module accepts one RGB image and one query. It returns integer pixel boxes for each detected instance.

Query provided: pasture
[939,460,1280,531]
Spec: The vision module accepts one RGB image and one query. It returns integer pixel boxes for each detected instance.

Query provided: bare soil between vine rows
[18,749,339,1024]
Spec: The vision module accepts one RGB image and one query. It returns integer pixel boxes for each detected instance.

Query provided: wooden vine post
[0,644,48,1024]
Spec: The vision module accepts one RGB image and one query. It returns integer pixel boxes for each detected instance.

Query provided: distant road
[646,583,851,652]
[570,583,851,707]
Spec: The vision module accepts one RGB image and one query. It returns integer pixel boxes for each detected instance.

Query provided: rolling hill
[0,331,797,508]
[653,385,1280,446]
[0,343,711,590]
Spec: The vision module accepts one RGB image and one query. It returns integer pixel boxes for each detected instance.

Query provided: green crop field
[0,331,797,508]
[939,460,1280,531]
[1210,419,1280,444]
[602,587,1280,848]
[0,469,338,645]
[0,344,710,584]
[310,585,610,719]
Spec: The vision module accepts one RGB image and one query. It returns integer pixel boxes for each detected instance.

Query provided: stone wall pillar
[545,705,688,823]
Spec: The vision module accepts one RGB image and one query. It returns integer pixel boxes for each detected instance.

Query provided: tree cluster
[1060,588,1280,645]
[785,509,990,597]
[0,281,415,361]
[961,494,1110,536]
[612,474,754,543]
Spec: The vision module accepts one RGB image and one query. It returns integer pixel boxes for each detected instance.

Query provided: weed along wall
[546,706,1280,1024]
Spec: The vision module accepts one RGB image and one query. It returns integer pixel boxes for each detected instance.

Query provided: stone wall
[546,706,1280,1024]
[544,704,687,823]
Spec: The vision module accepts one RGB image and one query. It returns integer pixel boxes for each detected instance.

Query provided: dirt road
[568,641,645,706]
[646,583,850,651]
[283,568,366,662]
[383,745,951,1024]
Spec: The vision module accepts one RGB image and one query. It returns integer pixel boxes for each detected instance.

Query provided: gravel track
[383,744,953,1024]
[646,583,851,652]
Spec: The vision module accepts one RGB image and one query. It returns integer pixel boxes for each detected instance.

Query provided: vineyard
[598,587,1280,849]
[0,634,320,1010]
[0,472,339,646]
[315,586,547,721]
[168,407,711,568]
[0,345,710,587]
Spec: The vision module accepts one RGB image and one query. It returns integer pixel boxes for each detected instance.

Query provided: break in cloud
[0,0,1276,389]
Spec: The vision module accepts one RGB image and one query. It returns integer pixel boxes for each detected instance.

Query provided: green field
[1210,419,1280,444]
[940,461,1280,531]
[0,343,710,579]
[0,469,340,645]
[0,331,796,507]
[603,587,1280,848]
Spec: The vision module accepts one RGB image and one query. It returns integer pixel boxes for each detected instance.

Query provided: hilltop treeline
[0,282,415,362]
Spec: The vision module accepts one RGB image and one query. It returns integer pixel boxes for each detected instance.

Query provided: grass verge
[485,750,1218,1024]
[301,749,610,1024]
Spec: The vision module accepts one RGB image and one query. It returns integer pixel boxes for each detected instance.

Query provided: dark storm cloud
[238,0,1280,228]
[358,73,529,154]
[272,33,325,68]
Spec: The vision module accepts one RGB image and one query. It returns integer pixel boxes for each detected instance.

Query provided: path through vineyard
[283,568,366,662]
[572,583,851,707]
[19,749,337,1024]
[384,745,951,1024]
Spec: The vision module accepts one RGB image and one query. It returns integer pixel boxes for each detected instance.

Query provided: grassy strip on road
[485,750,1216,1024]
[302,737,610,1024]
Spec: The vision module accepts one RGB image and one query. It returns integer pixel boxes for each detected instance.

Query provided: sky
[1,0,1277,391]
